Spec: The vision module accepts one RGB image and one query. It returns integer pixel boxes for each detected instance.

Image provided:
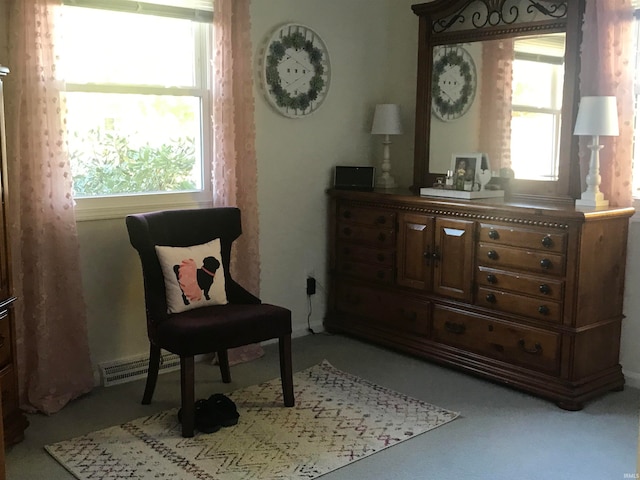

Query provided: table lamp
[573,96,619,207]
[371,104,403,188]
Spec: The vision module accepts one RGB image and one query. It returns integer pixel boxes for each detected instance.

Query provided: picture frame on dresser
[451,153,482,190]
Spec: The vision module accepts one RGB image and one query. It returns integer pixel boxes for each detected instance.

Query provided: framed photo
[451,153,483,189]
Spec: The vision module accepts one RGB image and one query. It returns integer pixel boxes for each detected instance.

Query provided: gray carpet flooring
[6,333,640,479]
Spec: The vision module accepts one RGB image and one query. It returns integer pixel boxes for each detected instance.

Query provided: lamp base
[376,173,397,189]
[575,193,609,208]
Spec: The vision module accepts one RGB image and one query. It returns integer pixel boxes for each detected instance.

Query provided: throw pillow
[155,238,228,314]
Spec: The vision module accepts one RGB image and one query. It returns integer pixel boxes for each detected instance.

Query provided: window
[60,0,213,219]
[510,36,565,181]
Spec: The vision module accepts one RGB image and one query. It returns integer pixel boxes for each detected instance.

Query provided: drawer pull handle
[518,339,543,355]
[486,293,497,304]
[376,216,387,225]
[488,229,500,240]
[538,305,550,315]
[487,250,499,260]
[444,321,466,334]
[377,253,385,262]
[377,233,386,242]
[343,227,352,236]
[342,210,352,219]
[539,284,551,295]
[540,258,552,269]
[487,274,498,284]
[423,250,431,266]
[541,236,554,248]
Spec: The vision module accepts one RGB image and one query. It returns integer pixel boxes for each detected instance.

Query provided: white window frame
[62,1,214,221]
[510,52,564,181]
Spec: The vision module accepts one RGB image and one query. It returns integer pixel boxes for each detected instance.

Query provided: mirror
[411,0,584,201]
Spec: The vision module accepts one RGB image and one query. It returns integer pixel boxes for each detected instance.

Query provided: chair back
[126,207,242,329]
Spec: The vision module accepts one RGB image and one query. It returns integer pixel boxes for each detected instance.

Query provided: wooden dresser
[326,189,635,410]
[0,66,28,445]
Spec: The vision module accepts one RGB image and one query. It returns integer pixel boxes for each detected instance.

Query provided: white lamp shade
[371,104,403,135]
[573,96,620,136]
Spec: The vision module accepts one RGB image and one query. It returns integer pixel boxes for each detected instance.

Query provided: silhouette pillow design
[155,238,228,314]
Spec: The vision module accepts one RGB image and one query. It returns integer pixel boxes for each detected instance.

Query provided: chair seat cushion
[155,303,292,355]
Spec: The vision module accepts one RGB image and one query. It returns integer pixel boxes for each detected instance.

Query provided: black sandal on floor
[207,393,240,427]
[178,399,222,433]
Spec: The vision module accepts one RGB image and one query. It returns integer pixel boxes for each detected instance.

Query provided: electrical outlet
[306,277,316,295]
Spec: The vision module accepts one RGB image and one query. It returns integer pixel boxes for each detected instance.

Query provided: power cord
[307,294,315,334]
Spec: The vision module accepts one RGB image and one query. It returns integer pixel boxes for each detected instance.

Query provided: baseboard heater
[98,351,181,387]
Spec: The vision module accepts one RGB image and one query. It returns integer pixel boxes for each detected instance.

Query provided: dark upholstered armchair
[126,207,294,437]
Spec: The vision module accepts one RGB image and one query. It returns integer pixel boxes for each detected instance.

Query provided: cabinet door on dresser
[433,217,475,301]
[397,212,475,302]
[397,212,433,290]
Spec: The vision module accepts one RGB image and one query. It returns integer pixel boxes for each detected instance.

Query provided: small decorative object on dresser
[261,23,331,118]
[451,153,481,191]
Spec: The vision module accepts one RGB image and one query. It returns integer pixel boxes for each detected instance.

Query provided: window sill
[74,192,213,222]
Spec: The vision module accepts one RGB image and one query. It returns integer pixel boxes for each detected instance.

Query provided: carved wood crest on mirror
[411,0,585,202]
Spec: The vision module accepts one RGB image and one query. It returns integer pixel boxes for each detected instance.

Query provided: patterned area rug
[45,360,459,480]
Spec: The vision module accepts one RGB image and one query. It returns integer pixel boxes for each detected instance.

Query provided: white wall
[622,215,640,388]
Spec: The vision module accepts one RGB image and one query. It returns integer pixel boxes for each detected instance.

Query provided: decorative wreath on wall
[261,24,331,118]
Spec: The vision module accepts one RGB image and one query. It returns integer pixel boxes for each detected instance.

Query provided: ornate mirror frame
[411,0,585,202]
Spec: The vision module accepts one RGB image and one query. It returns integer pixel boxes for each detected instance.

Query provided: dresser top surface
[328,188,635,222]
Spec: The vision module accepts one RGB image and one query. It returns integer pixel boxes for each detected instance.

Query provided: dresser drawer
[478,243,565,276]
[338,205,396,227]
[336,281,429,336]
[338,262,394,284]
[477,266,564,301]
[477,286,562,323]
[432,305,560,374]
[479,224,567,254]
[337,244,394,267]
[338,223,395,247]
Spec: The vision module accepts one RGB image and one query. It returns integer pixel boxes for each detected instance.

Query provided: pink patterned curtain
[213,0,263,364]
[579,0,635,207]
[5,0,94,413]
[213,0,260,295]
[479,39,514,171]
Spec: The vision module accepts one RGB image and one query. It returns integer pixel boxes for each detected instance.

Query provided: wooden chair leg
[142,344,161,405]
[218,350,231,383]
[180,356,195,438]
[279,335,295,407]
